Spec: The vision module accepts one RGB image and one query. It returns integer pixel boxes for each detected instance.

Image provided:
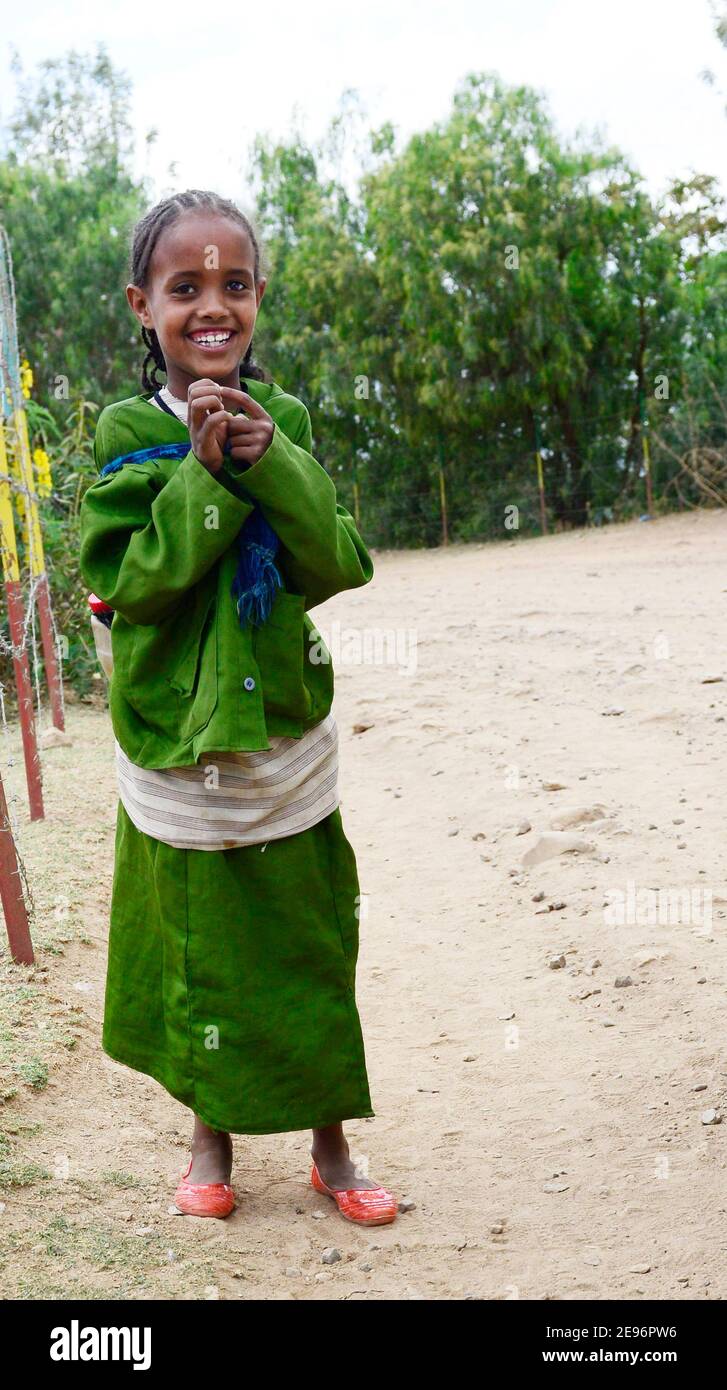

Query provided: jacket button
[243,676,256,691]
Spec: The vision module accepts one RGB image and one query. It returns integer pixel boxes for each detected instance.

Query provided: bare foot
[311,1121,384,1191]
[186,1116,232,1184]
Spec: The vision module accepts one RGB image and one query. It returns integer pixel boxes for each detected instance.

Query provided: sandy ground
[2,507,727,1300]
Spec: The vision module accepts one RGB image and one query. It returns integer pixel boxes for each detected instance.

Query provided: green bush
[0,399,101,713]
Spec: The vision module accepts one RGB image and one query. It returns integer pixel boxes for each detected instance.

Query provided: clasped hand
[188,378,274,474]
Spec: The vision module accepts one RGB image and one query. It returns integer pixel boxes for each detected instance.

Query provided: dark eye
[228,279,247,291]
[172,282,195,295]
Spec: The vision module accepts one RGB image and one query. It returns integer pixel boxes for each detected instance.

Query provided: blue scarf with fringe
[99,438,282,628]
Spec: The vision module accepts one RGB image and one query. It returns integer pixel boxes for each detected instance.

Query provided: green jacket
[78,379,374,768]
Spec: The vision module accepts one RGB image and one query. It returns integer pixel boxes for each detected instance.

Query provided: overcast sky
[1,0,725,204]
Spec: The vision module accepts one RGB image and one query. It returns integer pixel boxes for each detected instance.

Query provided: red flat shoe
[173,1157,235,1218]
[310,1161,399,1226]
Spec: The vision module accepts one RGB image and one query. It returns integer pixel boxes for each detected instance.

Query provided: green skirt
[102,801,374,1135]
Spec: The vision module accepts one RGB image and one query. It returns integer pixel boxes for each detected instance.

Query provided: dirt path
[1,508,727,1300]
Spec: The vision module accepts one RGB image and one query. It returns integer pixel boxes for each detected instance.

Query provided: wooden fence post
[0,771,33,963]
[0,418,44,820]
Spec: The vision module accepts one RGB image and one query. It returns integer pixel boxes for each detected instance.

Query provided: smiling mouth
[187,330,237,350]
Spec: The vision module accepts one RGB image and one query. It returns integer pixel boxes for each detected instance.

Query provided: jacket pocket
[165,592,218,736]
[303,612,334,721]
[253,589,312,721]
[113,590,218,742]
[167,592,216,697]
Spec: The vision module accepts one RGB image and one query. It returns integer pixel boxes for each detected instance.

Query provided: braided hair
[129,189,269,393]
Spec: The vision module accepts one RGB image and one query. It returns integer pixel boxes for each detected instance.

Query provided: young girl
[79,189,398,1225]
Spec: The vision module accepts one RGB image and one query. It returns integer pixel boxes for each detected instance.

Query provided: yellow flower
[33,447,52,497]
[20,358,34,399]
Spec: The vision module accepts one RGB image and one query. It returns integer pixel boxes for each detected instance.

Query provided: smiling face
[126,209,266,398]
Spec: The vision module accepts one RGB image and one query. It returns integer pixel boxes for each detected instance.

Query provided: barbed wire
[0,223,68,876]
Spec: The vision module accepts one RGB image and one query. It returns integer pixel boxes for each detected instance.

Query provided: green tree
[0,44,152,416]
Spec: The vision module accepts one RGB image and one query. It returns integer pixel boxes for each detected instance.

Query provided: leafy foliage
[1,50,726,698]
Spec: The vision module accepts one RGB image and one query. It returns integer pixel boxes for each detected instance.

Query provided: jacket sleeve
[79,418,255,625]
[224,403,374,610]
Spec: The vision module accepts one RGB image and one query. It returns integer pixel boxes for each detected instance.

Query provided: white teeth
[192,333,232,345]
